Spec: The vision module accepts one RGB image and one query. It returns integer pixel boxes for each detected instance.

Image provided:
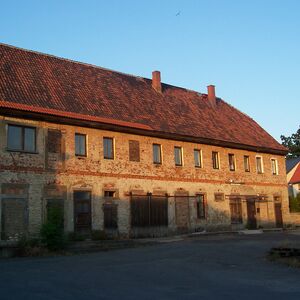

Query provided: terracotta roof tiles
[0,43,286,153]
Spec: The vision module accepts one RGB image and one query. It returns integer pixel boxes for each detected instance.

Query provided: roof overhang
[0,101,288,156]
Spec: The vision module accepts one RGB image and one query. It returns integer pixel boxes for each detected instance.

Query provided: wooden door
[246,199,257,229]
[74,191,91,234]
[274,202,283,228]
[175,192,189,232]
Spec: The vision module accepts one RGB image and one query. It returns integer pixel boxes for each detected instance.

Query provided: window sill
[76,155,87,159]
[6,148,38,154]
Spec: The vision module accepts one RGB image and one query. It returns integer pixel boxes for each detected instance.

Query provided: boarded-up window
[230,199,243,224]
[47,129,62,153]
[129,140,140,162]
[1,198,27,240]
[214,193,224,201]
[103,203,118,229]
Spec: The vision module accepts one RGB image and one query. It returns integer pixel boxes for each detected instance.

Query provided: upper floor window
[194,149,202,168]
[256,156,263,174]
[103,137,114,159]
[174,146,183,166]
[75,133,86,156]
[271,158,278,175]
[153,144,162,164]
[228,154,236,171]
[7,124,36,153]
[244,155,250,172]
[212,151,220,169]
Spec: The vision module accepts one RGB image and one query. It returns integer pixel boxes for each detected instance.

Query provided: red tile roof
[290,163,300,184]
[0,43,286,153]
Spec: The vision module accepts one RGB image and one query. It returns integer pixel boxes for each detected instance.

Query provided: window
[129,140,140,162]
[7,124,36,152]
[174,147,183,166]
[212,151,220,169]
[196,194,206,219]
[228,154,235,171]
[256,156,263,174]
[194,149,202,168]
[229,198,243,224]
[153,144,162,164]
[75,133,86,156]
[244,155,250,172]
[214,193,224,201]
[271,158,278,175]
[103,137,114,159]
[47,129,62,153]
[104,191,116,198]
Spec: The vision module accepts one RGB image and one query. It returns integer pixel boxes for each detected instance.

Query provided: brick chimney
[152,71,162,93]
[207,85,216,106]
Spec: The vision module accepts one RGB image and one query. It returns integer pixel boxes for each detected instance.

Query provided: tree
[280,126,300,158]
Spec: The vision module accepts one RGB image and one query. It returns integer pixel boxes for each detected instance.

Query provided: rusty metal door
[74,191,91,234]
[274,202,283,228]
[175,192,189,232]
[246,199,257,229]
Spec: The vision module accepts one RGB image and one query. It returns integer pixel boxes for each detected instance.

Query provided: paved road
[1,232,300,300]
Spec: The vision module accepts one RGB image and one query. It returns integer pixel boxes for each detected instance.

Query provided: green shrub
[40,206,66,251]
[289,195,300,212]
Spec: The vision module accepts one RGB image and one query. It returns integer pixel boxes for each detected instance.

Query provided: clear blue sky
[1,0,299,142]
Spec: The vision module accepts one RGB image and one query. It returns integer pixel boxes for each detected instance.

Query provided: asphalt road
[1,232,300,300]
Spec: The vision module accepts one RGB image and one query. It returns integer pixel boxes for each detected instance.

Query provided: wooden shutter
[129,140,140,162]
[47,129,62,153]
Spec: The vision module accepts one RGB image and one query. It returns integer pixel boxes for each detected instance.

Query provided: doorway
[274,202,283,228]
[74,191,91,234]
[246,199,257,229]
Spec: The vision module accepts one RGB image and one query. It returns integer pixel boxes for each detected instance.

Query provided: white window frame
[255,155,264,174]
[194,149,202,168]
[212,151,220,170]
[270,158,279,175]
[174,146,184,166]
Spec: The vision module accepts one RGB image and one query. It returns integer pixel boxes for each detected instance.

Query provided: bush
[40,206,66,251]
[289,195,300,212]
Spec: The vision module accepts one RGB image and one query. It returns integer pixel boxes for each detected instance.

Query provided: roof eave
[0,104,288,156]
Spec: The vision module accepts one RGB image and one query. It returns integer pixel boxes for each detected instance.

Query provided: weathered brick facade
[0,43,293,239]
[0,116,291,238]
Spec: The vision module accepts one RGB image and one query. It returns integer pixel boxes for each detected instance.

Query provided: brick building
[0,43,290,239]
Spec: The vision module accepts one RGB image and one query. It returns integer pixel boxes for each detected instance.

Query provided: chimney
[152,71,162,93]
[207,85,216,106]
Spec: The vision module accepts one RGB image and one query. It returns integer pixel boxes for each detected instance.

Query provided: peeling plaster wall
[0,116,292,238]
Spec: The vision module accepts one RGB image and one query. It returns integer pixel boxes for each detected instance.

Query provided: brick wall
[0,115,293,238]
